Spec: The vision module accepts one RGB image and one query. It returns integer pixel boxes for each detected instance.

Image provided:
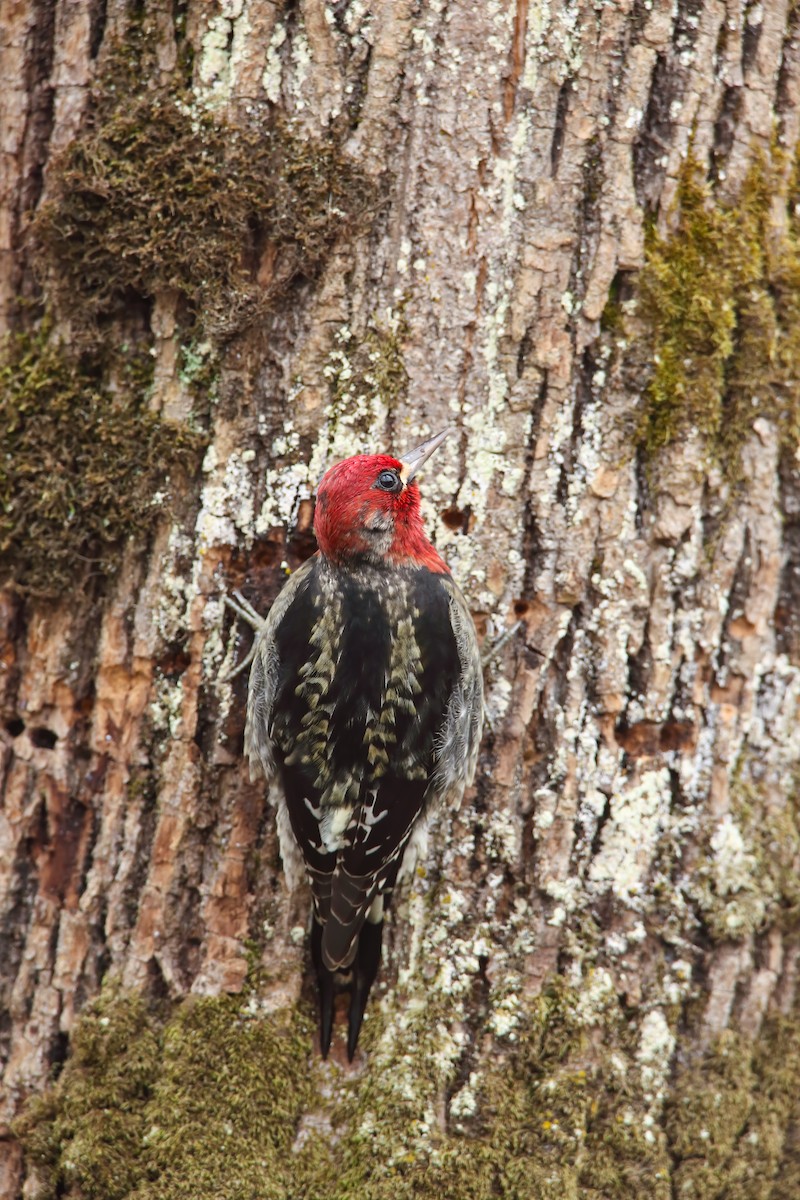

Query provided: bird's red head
[314,430,451,572]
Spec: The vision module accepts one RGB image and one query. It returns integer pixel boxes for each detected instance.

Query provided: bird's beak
[398,427,453,483]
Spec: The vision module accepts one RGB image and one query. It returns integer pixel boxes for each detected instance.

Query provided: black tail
[310,916,334,1057]
[347,918,384,1061]
[310,913,384,1061]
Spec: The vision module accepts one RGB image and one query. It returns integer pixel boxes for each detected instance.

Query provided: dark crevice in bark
[556,348,590,508]
[49,1029,70,1079]
[742,9,763,74]
[44,795,94,911]
[522,496,546,595]
[724,530,753,632]
[633,53,675,212]
[776,455,800,663]
[626,621,654,708]
[700,480,724,556]
[609,0,657,133]
[344,39,373,130]
[633,443,651,536]
[0,1006,13,1081]
[122,768,159,933]
[673,0,704,56]
[667,765,684,813]
[516,325,534,379]
[710,85,743,187]
[145,954,171,1002]
[75,763,106,906]
[444,947,492,1132]
[526,610,581,860]
[88,0,108,60]
[728,964,755,1030]
[588,792,611,862]
[0,837,40,1040]
[569,139,603,317]
[776,5,800,135]
[520,371,548,599]
[174,866,205,985]
[550,77,571,176]
[172,0,194,88]
[14,0,57,316]
[546,605,580,723]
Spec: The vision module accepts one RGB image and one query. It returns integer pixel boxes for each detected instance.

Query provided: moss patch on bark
[323,315,409,438]
[14,977,800,1199]
[637,154,800,478]
[29,44,379,341]
[665,1016,800,1198]
[0,328,204,595]
[687,763,800,943]
[15,986,313,1200]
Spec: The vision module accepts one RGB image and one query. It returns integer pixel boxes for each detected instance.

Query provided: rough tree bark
[1,0,800,1196]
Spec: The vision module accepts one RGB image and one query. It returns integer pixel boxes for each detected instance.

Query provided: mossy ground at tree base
[14,977,800,1200]
[0,327,205,596]
[635,152,800,481]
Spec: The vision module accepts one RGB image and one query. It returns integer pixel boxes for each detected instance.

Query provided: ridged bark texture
[1,1,800,1197]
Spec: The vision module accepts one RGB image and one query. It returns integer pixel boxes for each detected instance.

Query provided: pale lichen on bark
[1,0,800,1196]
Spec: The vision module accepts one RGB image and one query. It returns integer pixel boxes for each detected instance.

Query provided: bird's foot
[219,590,266,681]
[481,619,523,669]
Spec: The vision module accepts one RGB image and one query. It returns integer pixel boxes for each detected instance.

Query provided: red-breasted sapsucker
[235,428,483,1059]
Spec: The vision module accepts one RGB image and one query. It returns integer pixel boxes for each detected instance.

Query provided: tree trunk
[2,0,800,1196]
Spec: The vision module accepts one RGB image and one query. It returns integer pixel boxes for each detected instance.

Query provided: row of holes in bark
[4,718,57,748]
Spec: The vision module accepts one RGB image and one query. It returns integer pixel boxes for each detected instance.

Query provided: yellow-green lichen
[0,328,204,595]
[30,45,379,339]
[292,975,672,1200]
[324,315,409,434]
[303,314,410,487]
[666,1016,800,1199]
[688,764,800,942]
[637,154,800,477]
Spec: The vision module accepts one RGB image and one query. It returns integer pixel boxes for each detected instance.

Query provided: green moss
[0,327,204,595]
[666,1016,800,1199]
[15,975,800,1200]
[15,985,313,1200]
[30,44,379,339]
[14,989,160,1200]
[131,998,312,1200]
[637,155,800,478]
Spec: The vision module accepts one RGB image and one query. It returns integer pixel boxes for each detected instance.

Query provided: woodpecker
[230,428,483,1059]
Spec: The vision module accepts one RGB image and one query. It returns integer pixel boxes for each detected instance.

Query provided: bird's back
[262,555,465,965]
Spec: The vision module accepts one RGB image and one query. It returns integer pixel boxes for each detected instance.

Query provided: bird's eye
[375,469,401,492]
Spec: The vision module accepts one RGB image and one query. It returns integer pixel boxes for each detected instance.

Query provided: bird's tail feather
[347,918,383,1061]
[321,866,377,971]
[311,884,385,1060]
[310,915,335,1058]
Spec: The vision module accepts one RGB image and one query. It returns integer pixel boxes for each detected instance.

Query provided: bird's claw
[223,589,266,632]
[481,619,523,669]
[219,590,266,683]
